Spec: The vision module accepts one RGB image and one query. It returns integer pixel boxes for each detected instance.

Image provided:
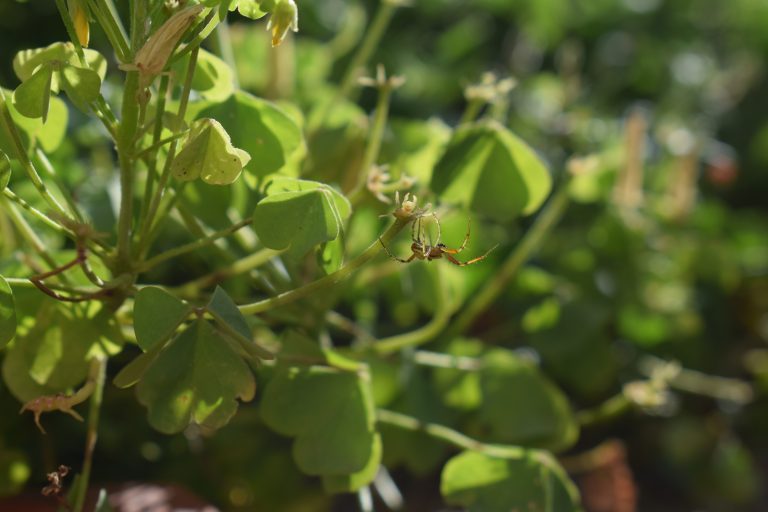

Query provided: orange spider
[380,213,496,266]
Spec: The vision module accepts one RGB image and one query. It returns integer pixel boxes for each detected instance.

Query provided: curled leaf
[171,118,251,185]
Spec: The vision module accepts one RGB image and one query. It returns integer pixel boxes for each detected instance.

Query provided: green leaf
[440,450,582,512]
[196,91,302,177]
[112,338,166,389]
[133,286,192,352]
[171,118,251,185]
[0,87,68,155]
[322,433,382,494]
[173,49,234,102]
[478,349,578,452]
[13,42,107,84]
[431,121,552,221]
[265,177,351,220]
[59,64,101,112]
[12,63,52,121]
[237,0,268,19]
[252,187,343,258]
[2,304,122,402]
[137,319,256,434]
[0,276,16,349]
[261,365,376,475]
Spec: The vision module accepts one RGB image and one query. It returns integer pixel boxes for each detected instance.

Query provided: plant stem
[139,72,171,227]
[349,77,395,204]
[0,90,72,221]
[116,71,140,272]
[372,266,451,355]
[33,149,85,222]
[238,218,410,315]
[377,409,525,459]
[2,199,61,273]
[576,393,632,429]
[72,357,106,512]
[446,184,570,336]
[137,218,253,273]
[2,188,71,235]
[339,0,400,99]
[86,0,130,61]
[172,247,283,297]
[137,47,199,258]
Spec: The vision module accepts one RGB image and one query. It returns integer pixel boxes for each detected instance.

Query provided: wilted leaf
[172,118,251,185]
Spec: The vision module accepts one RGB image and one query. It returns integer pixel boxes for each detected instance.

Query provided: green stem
[239,218,410,315]
[33,149,85,222]
[373,265,451,355]
[576,393,632,429]
[137,218,253,273]
[446,184,570,336]
[72,357,106,512]
[87,0,130,61]
[137,47,199,257]
[173,247,283,297]
[2,188,71,235]
[116,70,141,271]
[349,80,394,204]
[339,0,400,99]
[168,8,220,66]
[2,197,61,272]
[0,90,72,221]
[459,98,484,125]
[212,18,239,89]
[138,74,171,229]
[377,409,525,459]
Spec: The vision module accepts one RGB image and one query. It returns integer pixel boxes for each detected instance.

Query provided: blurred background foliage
[1,0,768,511]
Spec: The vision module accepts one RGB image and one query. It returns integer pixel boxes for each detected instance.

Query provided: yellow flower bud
[266,0,298,47]
[67,0,90,47]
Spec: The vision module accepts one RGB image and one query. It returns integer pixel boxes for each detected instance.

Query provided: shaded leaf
[322,433,382,494]
[173,49,234,102]
[133,286,192,352]
[137,319,256,434]
[441,450,582,512]
[478,349,578,452]
[431,121,552,221]
[207,286,273,361]
[0,87,68,155]
[261,365,376,475]
[171,118,250,185]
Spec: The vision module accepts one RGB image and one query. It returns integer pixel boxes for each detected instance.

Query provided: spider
[380,213,497,266]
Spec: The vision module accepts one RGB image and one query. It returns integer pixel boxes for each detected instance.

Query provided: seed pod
[126,4,204,88]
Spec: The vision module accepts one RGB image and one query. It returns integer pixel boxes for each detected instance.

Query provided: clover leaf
[171,118,251,185]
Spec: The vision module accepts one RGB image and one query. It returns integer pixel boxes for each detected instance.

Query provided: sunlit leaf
[137,319,256,434]
[441,450,582,512]
[196,91,302,177]
[431,121,552,221]
[172,118,251,185]
[12,63,52,121]
[59,64,101,112]
[252,180,346,258]
[0,88,68,155]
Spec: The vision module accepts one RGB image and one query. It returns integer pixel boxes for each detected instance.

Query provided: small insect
[20,378,95,434]
[380,213,497,266]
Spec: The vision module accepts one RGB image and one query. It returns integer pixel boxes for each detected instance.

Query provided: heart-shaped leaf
[172,118,251,185]
[196,91,302,176]
[13,63,53,121]
[431,121,552,221]
[478,349,578,452]
[441,450,582,512]
[322,433,382,494]
[59,64,101,112]
[261,365,376,475]
[136,319,256,434]
[0,87,68,155]
[133,286,192,352]
[252,183,345,258]
[0,276,16,349]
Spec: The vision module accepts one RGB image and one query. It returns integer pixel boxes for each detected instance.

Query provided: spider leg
[457,218,471,253]
[431,212,442,244]
[379,238,416,263]
[411,216,420,243]
[444,243,498,266]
